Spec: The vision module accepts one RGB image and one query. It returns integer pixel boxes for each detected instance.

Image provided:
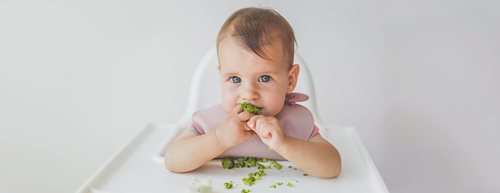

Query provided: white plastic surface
[76,123,389,193]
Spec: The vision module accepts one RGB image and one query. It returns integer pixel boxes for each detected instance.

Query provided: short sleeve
[191,122,205,135]
[309,125,320,138]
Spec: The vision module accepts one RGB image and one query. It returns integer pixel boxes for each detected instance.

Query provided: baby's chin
[259,108,282,116]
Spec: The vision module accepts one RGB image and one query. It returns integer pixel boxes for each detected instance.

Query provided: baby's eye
[259,75,272,83]
[229,76,241,83]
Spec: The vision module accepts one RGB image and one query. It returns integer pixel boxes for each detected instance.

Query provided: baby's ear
[287,64,300,93]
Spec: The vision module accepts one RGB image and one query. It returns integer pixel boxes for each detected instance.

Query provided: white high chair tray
[76,123,389,193]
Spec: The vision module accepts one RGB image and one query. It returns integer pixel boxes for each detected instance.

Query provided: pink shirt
[191,93,319,160]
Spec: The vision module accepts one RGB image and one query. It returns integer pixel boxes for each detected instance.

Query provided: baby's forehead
[218,37,289,69]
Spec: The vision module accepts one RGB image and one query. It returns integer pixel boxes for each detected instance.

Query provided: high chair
[75,48,389,193]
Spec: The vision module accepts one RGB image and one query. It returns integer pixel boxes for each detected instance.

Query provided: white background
[1,1,499,193]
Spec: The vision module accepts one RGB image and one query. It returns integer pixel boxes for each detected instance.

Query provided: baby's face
[218,37,298,116]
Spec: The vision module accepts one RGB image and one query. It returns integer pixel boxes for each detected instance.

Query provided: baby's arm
[164,129,227,173]
[248,116,341,178]
[277,134,341,178]
[165,105,256,173]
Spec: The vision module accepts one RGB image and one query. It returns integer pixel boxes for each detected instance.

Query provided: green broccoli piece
[287,182,294,187]
[224,181,233,189]
[241,189,252,193]
[269,160,282,170]
[269,182,284,188]
[244,157,258,167]
[256,169,266,177]
[241,102,262,115]
[242,173,257,186]
[253,169,266,180]
[221,158,234,169]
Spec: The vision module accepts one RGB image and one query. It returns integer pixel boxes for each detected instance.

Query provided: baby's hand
[215,105,257,149]
[247,115,286,151]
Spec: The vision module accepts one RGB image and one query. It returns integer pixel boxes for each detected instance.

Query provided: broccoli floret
[235,157,247,168]
[269,182,284,188]
[287,182,294,187]
[240,102,262,115]
[224,181,233,189]
[256,169,266,176]
[288,165,298,170]
[242,176,255,186]
[241,189,252,193]
[244,157,258,167]
[221,158,234,169]
[269,160,282,170]
[253,169,266,180]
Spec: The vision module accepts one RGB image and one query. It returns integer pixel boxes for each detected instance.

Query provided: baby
[165,7,341,178]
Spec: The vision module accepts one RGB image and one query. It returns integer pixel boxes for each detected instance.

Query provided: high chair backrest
[179,47,326,130]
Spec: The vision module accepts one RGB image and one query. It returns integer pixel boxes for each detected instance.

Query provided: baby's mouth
[240,102,263,115]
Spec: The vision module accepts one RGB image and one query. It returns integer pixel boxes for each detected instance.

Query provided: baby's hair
[217,7,297,69]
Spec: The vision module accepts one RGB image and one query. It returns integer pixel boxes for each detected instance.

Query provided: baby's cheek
[222,100,236,113]
[221,91,235,112]
[268,102,285,116]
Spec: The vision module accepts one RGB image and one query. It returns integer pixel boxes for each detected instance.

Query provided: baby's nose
[241,84,259,101]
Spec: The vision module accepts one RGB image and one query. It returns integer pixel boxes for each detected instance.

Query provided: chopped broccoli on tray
[241,189,252,193]
[224,181,233,189]
[269,182,284,188]
[221,158,235,169]
[220,157,295,191]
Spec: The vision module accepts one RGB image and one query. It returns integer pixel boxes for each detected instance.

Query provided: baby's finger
[247,115,264,129]
[237,111,253,122]
[230,104,243,114]
[257,122,271,137]
[262,130,272,139]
